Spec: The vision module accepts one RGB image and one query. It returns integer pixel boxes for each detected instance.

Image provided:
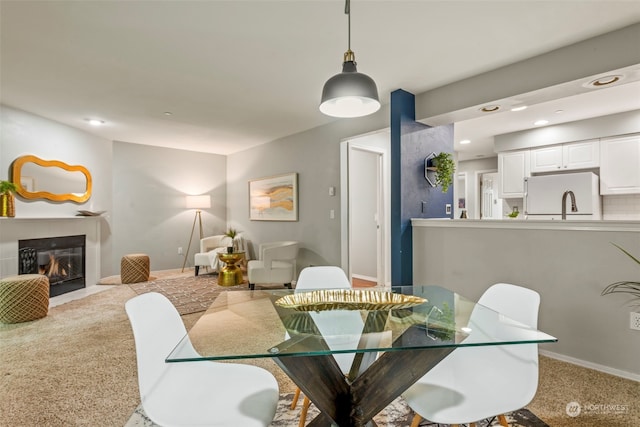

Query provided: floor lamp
[181,195,211,272]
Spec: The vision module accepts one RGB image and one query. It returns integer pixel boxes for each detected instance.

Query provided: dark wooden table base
[275,342,455,426]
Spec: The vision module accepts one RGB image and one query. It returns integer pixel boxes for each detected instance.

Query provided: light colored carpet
[1,271,638,427]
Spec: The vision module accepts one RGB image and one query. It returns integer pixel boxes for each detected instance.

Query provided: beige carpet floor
[1,270,638,426]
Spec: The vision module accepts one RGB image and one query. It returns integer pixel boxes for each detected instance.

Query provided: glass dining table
[167,285,557,427]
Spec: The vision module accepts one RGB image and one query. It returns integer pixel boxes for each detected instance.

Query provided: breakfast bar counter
[411,218,640,379]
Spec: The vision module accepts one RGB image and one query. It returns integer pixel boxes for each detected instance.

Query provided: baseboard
[540,349,640,382]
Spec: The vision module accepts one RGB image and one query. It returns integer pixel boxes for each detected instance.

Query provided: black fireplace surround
[19,235,86,297]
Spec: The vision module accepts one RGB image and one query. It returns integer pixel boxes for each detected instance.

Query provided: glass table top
[166,285,557,363]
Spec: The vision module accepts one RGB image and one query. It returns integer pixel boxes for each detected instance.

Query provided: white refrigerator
[524,172,602,220]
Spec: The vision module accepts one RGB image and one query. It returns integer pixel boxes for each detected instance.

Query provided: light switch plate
[445,204,452,215]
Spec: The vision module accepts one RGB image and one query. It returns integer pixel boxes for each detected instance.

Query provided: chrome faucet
[561,190,578,220]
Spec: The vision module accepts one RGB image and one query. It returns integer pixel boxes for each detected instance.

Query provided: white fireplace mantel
[0,217,101,286]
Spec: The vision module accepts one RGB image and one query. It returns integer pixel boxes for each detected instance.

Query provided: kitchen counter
[412,218,640,232]
[411,217,640,379]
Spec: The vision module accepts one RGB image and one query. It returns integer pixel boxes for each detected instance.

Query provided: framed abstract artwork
[249,173,298,221]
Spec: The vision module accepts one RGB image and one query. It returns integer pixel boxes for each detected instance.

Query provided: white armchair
[247,241,298,290]
[193,235,232,276]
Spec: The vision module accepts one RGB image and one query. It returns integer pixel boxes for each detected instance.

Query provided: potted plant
[0,180,17,217]
[601,243,640,307]
[429,152,456,193]
[224,227,241,252]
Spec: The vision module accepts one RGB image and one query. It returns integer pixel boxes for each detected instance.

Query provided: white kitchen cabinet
[499,149,530,198]
[600,134,640,195]
[530,140,599,173]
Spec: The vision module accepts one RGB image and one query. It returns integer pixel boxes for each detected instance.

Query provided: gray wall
[415,23,640,121]
[226,106,391,271]
[413,221,640,376]
[112,142,227,274]
[0,105,114,278]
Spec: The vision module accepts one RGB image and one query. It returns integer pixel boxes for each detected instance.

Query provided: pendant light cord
[345,0,351,52]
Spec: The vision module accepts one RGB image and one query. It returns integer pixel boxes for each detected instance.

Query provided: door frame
[340,132,390,286]
[473,168,498,220]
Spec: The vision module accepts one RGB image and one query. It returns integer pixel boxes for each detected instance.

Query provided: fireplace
[18,235,86,297]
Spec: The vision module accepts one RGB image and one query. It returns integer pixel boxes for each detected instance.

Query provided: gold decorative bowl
[275,289,427,312]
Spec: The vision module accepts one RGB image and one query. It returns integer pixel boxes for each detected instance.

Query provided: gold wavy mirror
[11,155,92,203]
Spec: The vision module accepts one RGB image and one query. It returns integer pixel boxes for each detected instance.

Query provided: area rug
[127,273,249,315]
[125,393,549,426]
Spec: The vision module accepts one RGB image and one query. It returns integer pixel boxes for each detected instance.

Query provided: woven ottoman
[0,274,50,324]
[121,254,150,284]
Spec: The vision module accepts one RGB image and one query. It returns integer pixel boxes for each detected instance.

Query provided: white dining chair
[125,292,279,427]
[402,283,541,427]
[288,266,363,427]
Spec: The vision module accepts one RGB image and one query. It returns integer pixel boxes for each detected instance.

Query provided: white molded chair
[402,283,541,427]
[193,235,232,276]
[247,241,298,290]
[125,292,279,427]
[289,266,363,427]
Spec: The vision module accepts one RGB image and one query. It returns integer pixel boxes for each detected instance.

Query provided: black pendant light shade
[319,1,380,118]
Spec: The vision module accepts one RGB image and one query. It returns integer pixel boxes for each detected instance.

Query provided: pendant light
[320,0,380,118]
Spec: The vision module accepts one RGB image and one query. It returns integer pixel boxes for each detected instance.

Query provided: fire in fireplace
[18,235,86,297]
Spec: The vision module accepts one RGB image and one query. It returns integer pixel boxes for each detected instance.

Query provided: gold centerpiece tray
[275,289,427,312]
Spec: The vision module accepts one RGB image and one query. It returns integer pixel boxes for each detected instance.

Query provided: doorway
[480,172,504,219]
[340,131,390,287]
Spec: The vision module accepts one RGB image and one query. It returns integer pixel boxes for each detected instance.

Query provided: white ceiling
[2,1,640,157]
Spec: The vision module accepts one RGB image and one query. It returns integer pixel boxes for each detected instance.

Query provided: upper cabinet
[530,140,599,173]
[498,149,530,198]
[600,134,640,195]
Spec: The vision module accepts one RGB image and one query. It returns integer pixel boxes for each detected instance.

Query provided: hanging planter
[0,180,17,217]
[424,152,456,193]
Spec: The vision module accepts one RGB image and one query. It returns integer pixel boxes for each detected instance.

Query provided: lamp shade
[320,60,380,118]
[185,195,211,209]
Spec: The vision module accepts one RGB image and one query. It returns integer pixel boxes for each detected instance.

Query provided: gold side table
[217,252,245,286]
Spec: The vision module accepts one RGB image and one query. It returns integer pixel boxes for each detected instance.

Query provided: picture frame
[249,172,298,221]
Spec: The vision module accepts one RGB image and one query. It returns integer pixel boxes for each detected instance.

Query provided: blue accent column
[391,89,454,286]
[390,89,415,286]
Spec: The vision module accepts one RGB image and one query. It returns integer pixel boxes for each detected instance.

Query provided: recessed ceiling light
[480,105,500,113]
[583,75,623,88]
[164,111,173,116]
[534,119,549,126]
[460,139,471,145]
[511,106,527,112]
[85,119,104,126]
[555,110,564,114]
